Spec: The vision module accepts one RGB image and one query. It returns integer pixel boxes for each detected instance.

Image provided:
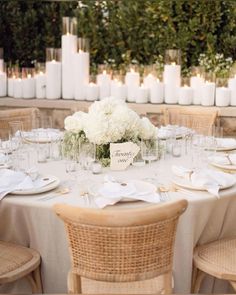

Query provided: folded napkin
[172,165,235,196]
[0,169,55,200]
[157,125,192,139]
[216,138,236,148]
[92,175,160,208]
[209,154,236,166]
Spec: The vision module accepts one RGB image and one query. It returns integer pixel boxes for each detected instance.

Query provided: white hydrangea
[64,111,87,131]
[139,117,157,140]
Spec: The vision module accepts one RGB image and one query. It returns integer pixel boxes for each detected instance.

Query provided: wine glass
[141,139,158,164]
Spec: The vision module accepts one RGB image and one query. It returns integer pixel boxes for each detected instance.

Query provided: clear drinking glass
[79,141,96,170]
[8,121,23,151]
[141,139,158,164]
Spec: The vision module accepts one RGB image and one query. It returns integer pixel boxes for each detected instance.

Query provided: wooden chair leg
[191,264,198,292]
[33,265,43,293]
[163,271,172,294]
[67,270,82,294]
[193,269,206,293]
[230,280,236,292]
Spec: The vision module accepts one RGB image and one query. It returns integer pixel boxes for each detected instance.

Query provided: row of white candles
[1,69,236,106]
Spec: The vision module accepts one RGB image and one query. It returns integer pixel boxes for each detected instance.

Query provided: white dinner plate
[88,180,156,202]
[210,162,236,171]
[172,176,235,191]
[11,175,60,195]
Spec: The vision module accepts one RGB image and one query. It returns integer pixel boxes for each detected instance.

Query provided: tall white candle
[74,50,89,100]
[143,74,156,88]
[228,76,236,106]
[215,87,230,107]
[46,60,61,99]
[150,79,164,104]
[35,72,46,99]
[22,74,35,99]
[0,59,3,72]
[8,77,15,97]
[14,78,23,99]
[96,70,111,99]
[178,86,193,105]
[86,83,99,101]
[62,33,77,99]
[110,80,127,101]
[190,75,204,105]
[201,81,215,106]
[0,72,7,97]
[136,84,149,103]
[163,63,181,104]
[125,69,140,102]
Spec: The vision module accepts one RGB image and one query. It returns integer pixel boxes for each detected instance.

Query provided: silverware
[38,187,70,201]
[157,186,170,202]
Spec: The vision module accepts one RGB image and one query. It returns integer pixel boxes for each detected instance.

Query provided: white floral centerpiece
[63,97,156,166]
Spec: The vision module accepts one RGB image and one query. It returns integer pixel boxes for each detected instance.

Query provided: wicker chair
[164,108,218,135]
[0,108,40,139]
[54,199,188,294]
[0,240,42,293]
[192,237,236,293]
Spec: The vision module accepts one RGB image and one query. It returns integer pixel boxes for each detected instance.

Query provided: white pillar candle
[125,69,140,102]
[110,80,127,101]
[46,60,61,99]
[35,72,46,99]
[0,72,7,97]
[150,79,164,104]
[74,51,89,100]
[86,83,99,101]
[215,87,230,107]
[201,81,215,106]
[190,75,204,105]
[62,34,77,99]
[163,63,181,104]
[8,77,15,97]
[136,84,149,103]
[14,78,23,98]
[143,74,156,88]
[0,59,3,72]
[96,70,111,99]
[22,75,35,99]
[228,76,236,106]
[178,86,193,105]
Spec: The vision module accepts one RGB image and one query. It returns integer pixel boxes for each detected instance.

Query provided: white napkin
[157,125,192,139]
[172,165,235,196]
[216,138,236,148]
[209,154,236,166]
[93,175,160,208]
[0,169,55,200]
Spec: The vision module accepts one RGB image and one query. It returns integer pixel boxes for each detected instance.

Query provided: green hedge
[0,0,235,70]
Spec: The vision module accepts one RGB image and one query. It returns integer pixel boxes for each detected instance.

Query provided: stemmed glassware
[79,141,96,170]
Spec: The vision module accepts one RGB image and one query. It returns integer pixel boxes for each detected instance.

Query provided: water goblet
[79,141,96,170]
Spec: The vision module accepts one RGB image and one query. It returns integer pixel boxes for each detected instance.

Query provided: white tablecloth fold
[172,165,236,196]
[0,169,55,200]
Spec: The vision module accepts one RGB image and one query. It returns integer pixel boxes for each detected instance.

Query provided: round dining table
[0,153,236,294]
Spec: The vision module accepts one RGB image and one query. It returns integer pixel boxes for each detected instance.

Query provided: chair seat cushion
[194,238,236,280]
[0,241,34,276]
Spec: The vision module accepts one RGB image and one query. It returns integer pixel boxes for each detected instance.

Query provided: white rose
[64,111,87,131]
[139,117,156,140]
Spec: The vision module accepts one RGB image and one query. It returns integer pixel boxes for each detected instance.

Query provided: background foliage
[0,0,235,70]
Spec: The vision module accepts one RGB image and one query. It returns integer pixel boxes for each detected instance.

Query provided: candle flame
[52,59,56,63]
[234,74,236,79]
[197,74,200,78]
[156,78,160,83]
[118,82,122,86]
[89,82,95,86]
[102,70,107,75]
[184,84,189,88]
[27,74,31,78]
[39,71,44,75]
[130,68,135,73]
[13,75,16,79]
[171,62,176,65]
[66,32,70,36]
[79,49,84,53]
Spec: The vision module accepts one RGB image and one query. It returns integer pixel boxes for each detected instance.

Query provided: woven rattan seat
[0,107,40,139]
[0,240,42,293]
[164,108,218,135]
[192,237,236,292]
[54,199,188,294]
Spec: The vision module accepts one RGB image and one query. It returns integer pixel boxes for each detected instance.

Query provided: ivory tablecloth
[0,155,236,293]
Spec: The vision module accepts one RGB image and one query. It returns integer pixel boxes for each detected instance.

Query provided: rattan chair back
[0,108,40,139]
[164,108,218,135]
[54,200,187,284]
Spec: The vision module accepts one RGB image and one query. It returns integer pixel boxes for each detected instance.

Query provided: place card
[110,142,140,170]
